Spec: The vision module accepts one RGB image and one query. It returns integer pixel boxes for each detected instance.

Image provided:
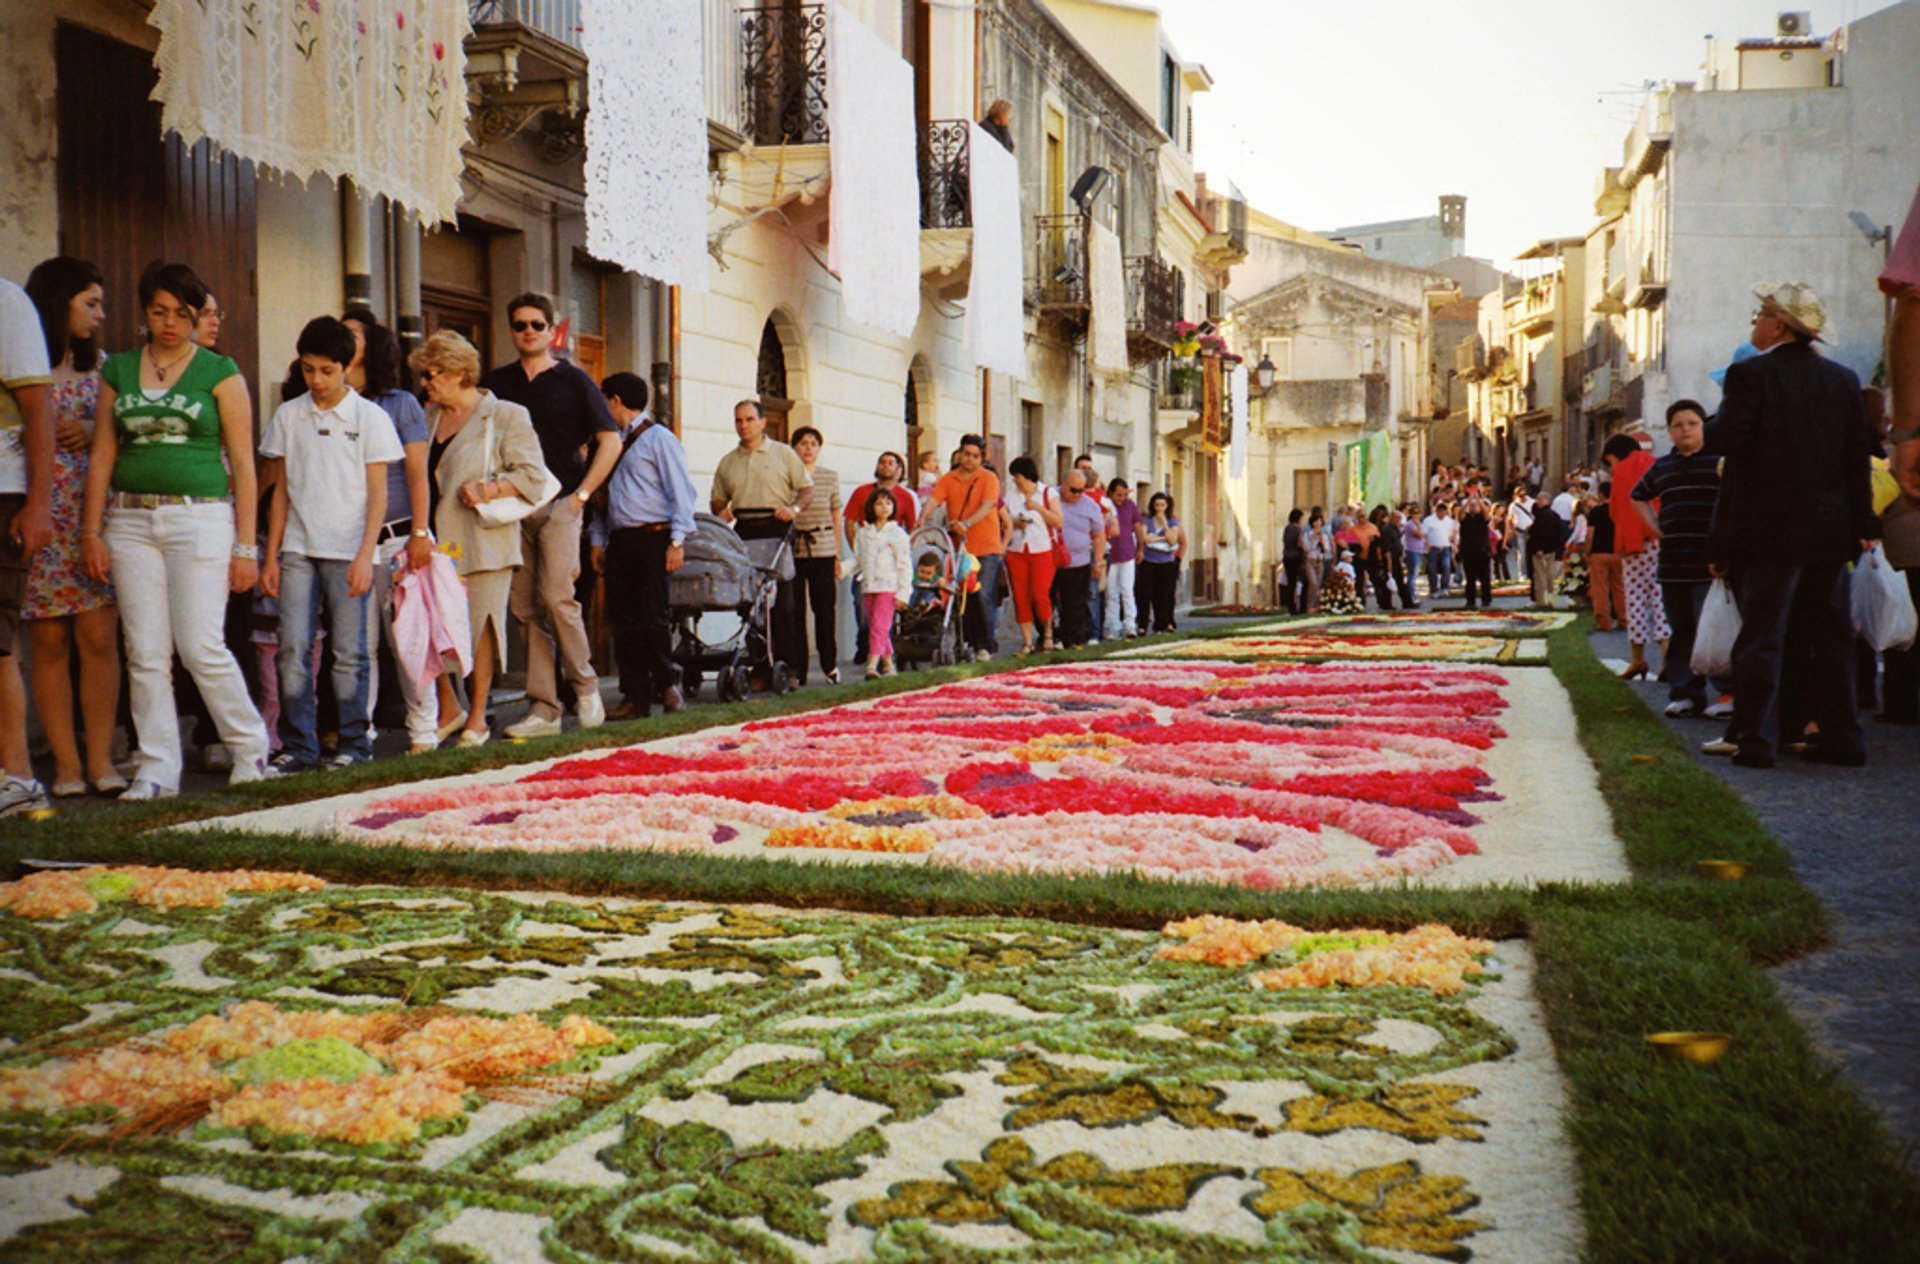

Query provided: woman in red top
[1603,434,1672,678]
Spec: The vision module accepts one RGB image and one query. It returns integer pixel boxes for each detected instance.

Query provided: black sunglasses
[511,319,549,333]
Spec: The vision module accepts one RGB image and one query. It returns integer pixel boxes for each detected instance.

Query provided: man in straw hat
[1700,281,1879,768]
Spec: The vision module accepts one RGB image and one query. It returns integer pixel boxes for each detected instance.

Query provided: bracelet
[231,543,259,560]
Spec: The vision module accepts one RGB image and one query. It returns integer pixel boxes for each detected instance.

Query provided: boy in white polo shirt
[260,316,402,771]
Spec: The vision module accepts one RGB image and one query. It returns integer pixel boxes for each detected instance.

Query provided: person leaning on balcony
[412,330,551,748]
[980,99,1014,154]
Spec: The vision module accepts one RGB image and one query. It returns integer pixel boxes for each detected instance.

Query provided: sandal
[1017,641,1035,657]
[50,780,88,799]
[90,772,130,796]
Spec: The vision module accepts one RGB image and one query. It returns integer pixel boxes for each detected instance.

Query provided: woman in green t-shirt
[78,262,268,799]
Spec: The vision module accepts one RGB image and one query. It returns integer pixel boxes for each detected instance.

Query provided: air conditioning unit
[1776,11,1812,37]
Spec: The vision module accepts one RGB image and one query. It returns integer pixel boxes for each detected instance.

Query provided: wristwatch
[670,538,684,549]
[411,529,432,540]
[231,543,259,560]
[575,488,592,505]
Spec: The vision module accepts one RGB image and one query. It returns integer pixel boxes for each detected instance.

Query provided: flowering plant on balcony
[1171,321,1202,357]
[1198,334,1230,357]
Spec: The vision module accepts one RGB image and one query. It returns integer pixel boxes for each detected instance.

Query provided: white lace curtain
[150,0,471,225]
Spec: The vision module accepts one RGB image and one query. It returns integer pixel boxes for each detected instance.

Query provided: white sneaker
[1664,700,1700,718]
[0,776,50,816]
[227,753,270,786]
[576,690,606,730]
[1704,695,1735,719]
[973,649,992,663]
[1700,738,1739,756]
[117,779,178,802]
[504,713,563,740]
[202,743,233,774]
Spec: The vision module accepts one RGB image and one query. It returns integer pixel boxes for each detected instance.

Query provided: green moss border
[0,611,1915,1258]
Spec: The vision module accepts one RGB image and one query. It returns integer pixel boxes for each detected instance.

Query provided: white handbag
[472,406,561,526]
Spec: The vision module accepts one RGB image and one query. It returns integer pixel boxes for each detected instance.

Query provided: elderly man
[710,400,813,688]
[482,292,622,738]
[1054,470,1108,648]
[1704,283,1878,768]
[592,373,697,720]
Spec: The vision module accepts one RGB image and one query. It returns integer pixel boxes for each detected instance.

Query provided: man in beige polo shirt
[711,400,813,688]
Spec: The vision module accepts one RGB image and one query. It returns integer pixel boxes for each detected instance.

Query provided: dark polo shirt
[479,357,617,496]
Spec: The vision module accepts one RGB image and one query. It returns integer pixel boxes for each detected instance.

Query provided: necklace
[148,343,194,384]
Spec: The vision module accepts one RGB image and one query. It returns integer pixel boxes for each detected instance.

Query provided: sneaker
[322,752,367,770]
[0,776,51,816]
[201,743,233,774]
[1664,700,1701,718]
[227,754,270,786]
[1700,738,1739,757]
[265,752,317,778]
[576,690,606,730]
[116,779,177,803]
[973,649,992,663]
[504,713,563,740]
[1704,695,1735,719]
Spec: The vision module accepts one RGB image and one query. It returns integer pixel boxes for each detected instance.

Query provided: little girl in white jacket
[852,491,914,677]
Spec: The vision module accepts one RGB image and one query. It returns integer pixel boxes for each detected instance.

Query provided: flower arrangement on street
[339,660,1519,889]
[0,878,1579,1261]
[0,866,324,919]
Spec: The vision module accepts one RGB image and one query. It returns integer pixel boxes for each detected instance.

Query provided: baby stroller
[668,511,795,701]
[892,509,968,670]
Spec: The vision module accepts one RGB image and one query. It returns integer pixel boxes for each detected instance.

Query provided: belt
[376,520,416,545]
[613,522,672,534]
[109,491,231,510]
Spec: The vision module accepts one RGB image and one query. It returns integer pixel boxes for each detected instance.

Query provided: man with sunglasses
[479,293,621,738]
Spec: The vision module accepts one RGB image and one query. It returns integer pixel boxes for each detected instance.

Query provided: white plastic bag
[1691,578,1741,678]
[1852,543,1919,652]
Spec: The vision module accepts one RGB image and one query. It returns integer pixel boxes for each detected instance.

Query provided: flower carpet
[203,654,1626,891]
[0,873,1581,1261]
[1124,633,1545,665]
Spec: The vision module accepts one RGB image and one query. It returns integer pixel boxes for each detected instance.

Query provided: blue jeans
[277,553,372,765]
[1087,570,1103,641]
[1660,580,1732,705]
[973,552,1005,653]
[1425,548,1453,595]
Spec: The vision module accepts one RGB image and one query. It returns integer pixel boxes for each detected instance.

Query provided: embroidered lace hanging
[964,122,1026,378]
[826,4,921,339]
[150,0,470,225]
[583,0,710,290]
[1088,220,1129,376]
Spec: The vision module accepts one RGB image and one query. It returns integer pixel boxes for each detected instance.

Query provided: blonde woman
[410,332,552,747]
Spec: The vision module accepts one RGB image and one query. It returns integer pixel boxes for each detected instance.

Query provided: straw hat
[1753,281,1828,341]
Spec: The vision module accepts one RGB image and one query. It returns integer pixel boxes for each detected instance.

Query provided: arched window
[904,372,921,473]
[756,318,792,441]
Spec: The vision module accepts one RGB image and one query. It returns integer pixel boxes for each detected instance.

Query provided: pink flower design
[357,19,367,34]
[396,10,406,29]
[306,0,320,12]
[433,40,445,60]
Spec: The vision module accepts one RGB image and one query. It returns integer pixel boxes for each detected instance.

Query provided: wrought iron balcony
[1032,214,1088,314]
[1125,255,1178,362]
[920,120,971,229]
[742,4,829,146]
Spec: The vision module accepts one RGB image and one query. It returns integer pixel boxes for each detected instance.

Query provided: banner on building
[583,0,710,290]
[1201,356,1224,451]
[1228,361,1249,479]
[150,0,471,225]
[964,123,1026,377]
[1343,432,1394,508]
[826,5,921,338]
[1088,221,1130,376]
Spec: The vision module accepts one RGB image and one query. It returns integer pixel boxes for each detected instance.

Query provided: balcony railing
[705,0,745,137]
[1032,213,1088,311]
[743,4,828,145]
[469,0,582,49]
[919,120,970,229]
[1125,255,1177,359]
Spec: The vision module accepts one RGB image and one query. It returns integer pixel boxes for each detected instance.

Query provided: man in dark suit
[1705,283,1879,768]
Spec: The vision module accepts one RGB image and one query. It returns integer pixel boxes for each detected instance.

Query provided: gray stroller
[668,512,795,701]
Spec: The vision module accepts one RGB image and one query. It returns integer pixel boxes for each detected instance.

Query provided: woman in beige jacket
[410,332,552,747]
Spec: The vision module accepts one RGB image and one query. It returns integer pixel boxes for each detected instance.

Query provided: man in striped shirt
[1632,400,1728,717]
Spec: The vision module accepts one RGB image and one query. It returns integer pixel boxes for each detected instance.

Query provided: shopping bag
[1691,578,1741,678]
[1851,543,1919,652]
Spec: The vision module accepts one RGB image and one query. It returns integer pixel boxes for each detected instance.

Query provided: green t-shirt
[101,347,237,497]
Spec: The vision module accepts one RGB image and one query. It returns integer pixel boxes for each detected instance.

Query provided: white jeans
[1104,558,1138,633]
[106,501,268,788]
[371,536,441,748]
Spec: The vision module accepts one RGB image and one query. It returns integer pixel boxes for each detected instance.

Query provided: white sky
[1165,0,1900,266]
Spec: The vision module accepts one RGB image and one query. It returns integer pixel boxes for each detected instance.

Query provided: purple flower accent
[306,0,320,11]
[356,18,367,33]
[351,810,421,831]
[475,809,524,826]
[971,770,1037,792]
[711,825,739,844]
[1233,837,1263,853]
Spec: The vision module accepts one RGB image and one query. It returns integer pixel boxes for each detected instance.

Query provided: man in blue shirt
[592,374,698,718]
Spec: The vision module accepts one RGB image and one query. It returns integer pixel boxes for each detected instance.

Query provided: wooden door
[57,23,259,394]
[421,289,492,368]
[1292,468,1327,517]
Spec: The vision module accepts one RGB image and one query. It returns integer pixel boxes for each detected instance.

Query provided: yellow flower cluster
[823,795,985,821]
[1006,732,1133,763]
[1157,917,1495,996]
[0,1003,617,1146]
[765,822,935,853]
[0,867,325,920]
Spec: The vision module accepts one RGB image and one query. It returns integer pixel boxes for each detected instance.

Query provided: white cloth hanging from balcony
[1229,361,1250,479]
[964,122,1026,378]
[1088,221,1129,376]
[582,0,709,290]
[149,0,470,225]
[826,4,921,339]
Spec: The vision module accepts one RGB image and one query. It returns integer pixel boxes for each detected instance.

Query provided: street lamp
[1255,353,1277,391]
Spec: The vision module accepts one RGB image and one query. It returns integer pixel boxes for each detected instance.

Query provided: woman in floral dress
[23,257,122,796]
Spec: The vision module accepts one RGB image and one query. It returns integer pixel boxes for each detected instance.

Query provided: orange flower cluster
[765,822,935,853]
[823,795,985,822]
[1251,925,1496,997]
[1158,917,1495,996]
[0,1003,617,1146]
[1156,915,1310,967]
[0,867,325,919]
[1007,732,1133,763]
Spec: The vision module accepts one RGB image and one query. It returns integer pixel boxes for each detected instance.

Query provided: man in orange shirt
[929,433,1004,659]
